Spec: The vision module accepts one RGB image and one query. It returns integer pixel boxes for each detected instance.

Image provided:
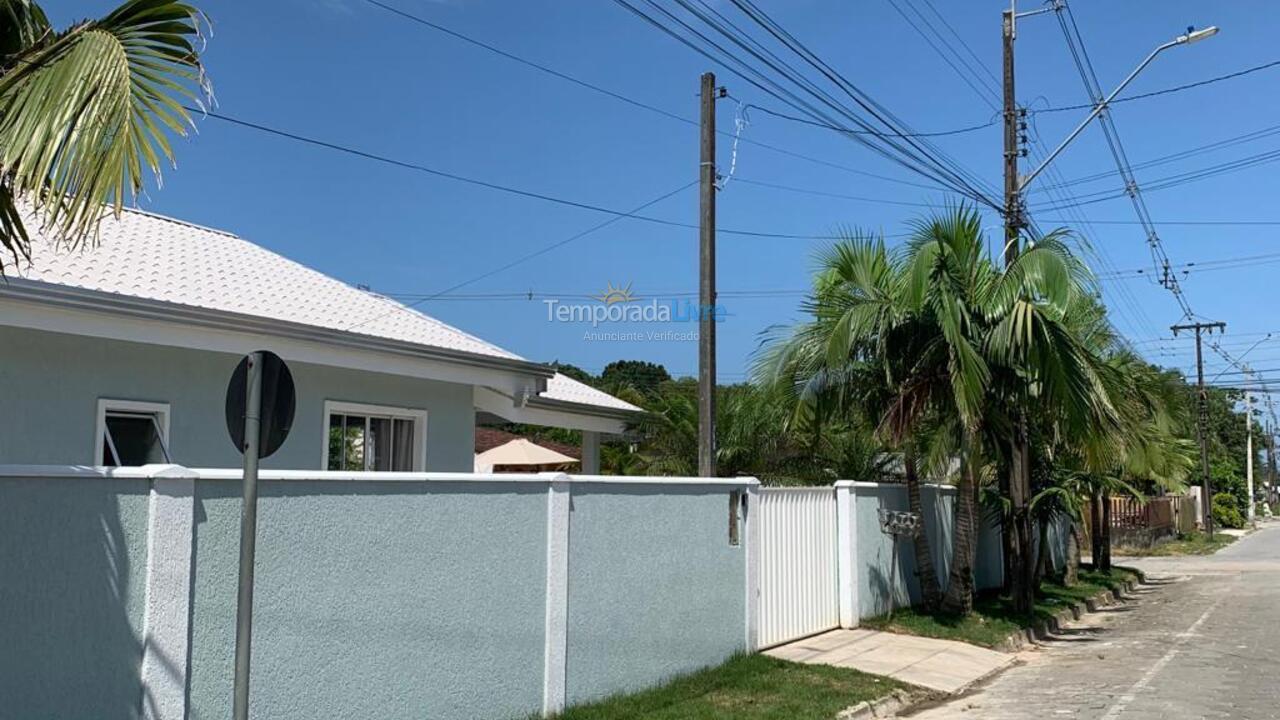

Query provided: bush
[1212,492,1245,529]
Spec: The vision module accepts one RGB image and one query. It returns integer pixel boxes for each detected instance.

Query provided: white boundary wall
[0,465,758,720]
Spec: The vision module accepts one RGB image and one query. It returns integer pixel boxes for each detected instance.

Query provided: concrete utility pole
[1000,5,1034,615]
[698,71,721,479]
[1246,370,1256,525]
[1172,320,1226,534]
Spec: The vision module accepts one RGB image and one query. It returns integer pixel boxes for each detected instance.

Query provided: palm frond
[0,0,211,270]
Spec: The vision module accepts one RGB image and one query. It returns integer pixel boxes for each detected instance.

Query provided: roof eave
[0,278,556,379]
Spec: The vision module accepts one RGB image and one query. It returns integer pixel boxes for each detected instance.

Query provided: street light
[1179,26,1220,45]
[1019,25,1220,193]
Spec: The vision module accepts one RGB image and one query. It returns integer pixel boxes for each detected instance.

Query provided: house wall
[0,476,150,720]
[852,482,1003,619]
[0,325,476,471]
[564,484,746,706]
[187,479,550,720]
[0,467,756,720]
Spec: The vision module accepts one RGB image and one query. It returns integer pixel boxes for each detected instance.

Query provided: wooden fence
[1086,494,1197,547]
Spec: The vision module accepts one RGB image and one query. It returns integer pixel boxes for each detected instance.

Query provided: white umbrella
[474,438,578,472]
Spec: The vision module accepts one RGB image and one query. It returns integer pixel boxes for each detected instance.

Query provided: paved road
[908,522,1280,720]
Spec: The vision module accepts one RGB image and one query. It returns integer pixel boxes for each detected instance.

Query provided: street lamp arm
[1018,38,1180,193]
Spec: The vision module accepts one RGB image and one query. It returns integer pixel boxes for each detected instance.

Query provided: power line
[342,182,693,332]
[746,102,998,137]
[1041,218,1280,227]
[194,109,884,242]
[1037,58,1280,114]
[1030,144,1280,211]
[362,0,950,193]
[609,0,1003,209]
[1053,1,1195,319]
[1030,120,1280,195]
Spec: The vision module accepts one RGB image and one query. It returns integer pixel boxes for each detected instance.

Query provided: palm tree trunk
[1064,520,1083,586]
[904,450,942,609]
[1007,426,1035,615]
[1100,489,1113,573]
[1032,516,1050,588]
[1089,489,1104,569]
[941,455,979,615]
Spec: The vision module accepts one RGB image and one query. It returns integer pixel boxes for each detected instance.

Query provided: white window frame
[95,399,172,467]
[321,400,428,472]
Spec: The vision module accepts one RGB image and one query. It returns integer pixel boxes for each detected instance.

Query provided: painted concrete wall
[0,325,476,471]
[853,483,1003,619]
[187,479,550,720]
[564,484,747,707]
[0,476,150,720]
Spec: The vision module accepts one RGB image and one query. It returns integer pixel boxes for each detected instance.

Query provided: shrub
[1212,492,1245,529]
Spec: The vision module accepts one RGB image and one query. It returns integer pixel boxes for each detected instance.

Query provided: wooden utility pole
[698,72,720,478]
[1001,7,1034,615]
[1172,320,1225,534]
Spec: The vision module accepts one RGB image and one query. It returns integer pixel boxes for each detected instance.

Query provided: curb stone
[994,571,1147,653]
[838,569,1152,718]
[838,689,929,720]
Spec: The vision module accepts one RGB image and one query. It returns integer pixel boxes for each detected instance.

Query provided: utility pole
[1001,5,1035,616]
[1245,369,1255,525]
[1172,320,1226,534]
[698,72,721,479]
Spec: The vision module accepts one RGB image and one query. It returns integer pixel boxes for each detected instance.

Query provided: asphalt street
[908,522,1280,720]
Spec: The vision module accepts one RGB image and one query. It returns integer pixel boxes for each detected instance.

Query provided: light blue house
[0,207,640,470]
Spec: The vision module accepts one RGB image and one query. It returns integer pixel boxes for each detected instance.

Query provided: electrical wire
[1037,58,1280,114]
[610,0,1003,209]
[1053,1,1195,320]
[193,109,885,242]
[362,0,951,192]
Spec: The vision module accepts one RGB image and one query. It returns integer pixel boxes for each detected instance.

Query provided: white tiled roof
[14,207,640,414]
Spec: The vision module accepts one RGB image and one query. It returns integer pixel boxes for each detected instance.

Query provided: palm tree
[761,207,1117,614]
[0,0,209,271]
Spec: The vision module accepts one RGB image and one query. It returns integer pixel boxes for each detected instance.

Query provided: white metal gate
[756,487,840,648]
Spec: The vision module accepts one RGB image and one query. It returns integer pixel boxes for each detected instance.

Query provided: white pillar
[835,481,859,628]
[580,431,601,475]
[743,482,760,651]
[140,465,196,720]
[541,475,571,716]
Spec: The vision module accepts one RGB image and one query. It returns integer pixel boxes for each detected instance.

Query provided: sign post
[225,351,295,720]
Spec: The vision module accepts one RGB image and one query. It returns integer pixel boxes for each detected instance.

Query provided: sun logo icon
[595,282,636,305]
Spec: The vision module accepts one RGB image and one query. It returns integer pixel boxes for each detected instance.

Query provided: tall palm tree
[761,207,1116,614]
[0,0,209,271]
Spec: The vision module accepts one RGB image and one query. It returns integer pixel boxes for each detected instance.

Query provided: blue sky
[44,0,1280,383]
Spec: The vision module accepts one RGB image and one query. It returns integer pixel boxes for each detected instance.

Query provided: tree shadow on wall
[0,476,146,719]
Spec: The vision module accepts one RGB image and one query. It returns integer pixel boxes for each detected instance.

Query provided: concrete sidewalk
[764,628,1014,694]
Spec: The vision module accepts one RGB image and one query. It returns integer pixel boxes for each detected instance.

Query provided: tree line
[524,209,1264,616]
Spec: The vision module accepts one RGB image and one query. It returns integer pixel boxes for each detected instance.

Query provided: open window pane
[327,414,344,470]
[368,417,393,471]
[324,405,423,472]
[104,413,169,466]
[343,415,367,471]
[392,419,414,471]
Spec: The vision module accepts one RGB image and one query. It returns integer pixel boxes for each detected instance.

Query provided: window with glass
[97,400,171,467]
[324,402,424,471]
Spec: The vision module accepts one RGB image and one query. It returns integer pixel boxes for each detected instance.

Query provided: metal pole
[233,351,264,720]
[698,71,718,479]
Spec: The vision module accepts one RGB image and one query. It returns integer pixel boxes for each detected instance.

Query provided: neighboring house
[0,208,640,472]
